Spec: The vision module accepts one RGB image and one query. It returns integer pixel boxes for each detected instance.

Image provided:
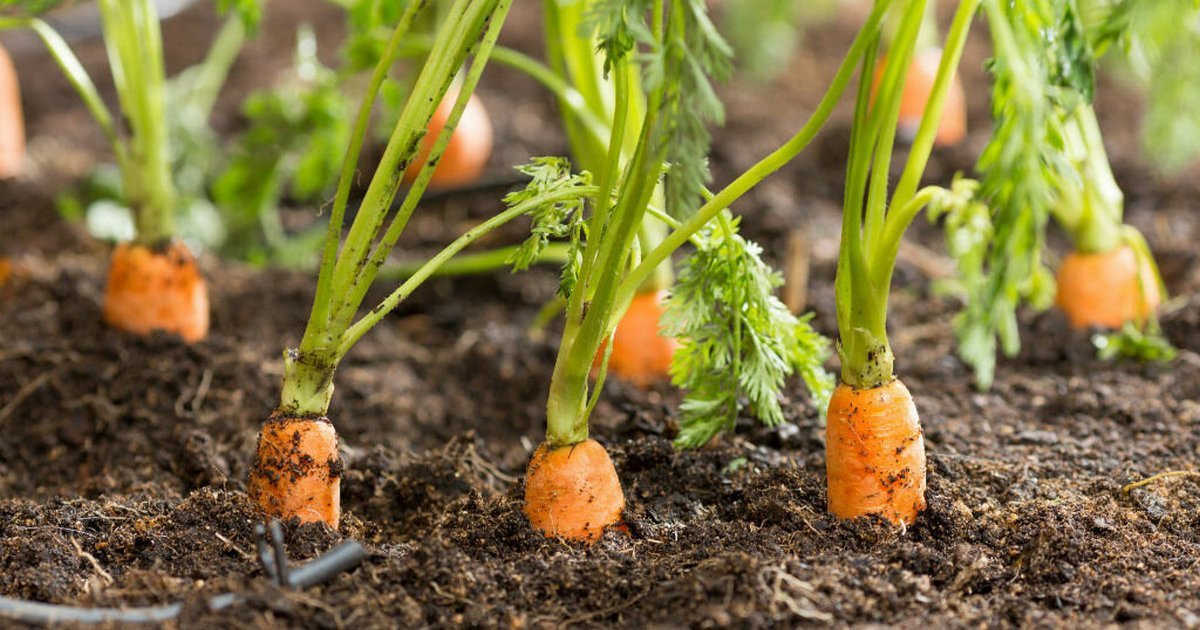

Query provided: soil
[2,1,1200,628]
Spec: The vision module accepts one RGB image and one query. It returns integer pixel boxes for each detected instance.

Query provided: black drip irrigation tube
[0,521,367,626]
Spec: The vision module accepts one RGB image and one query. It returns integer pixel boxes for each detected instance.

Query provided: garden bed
[2,1,1199,627]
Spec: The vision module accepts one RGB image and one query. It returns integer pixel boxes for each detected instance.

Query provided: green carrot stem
[379,243,571,280]
[98,0,175,244]
[324,1,482,327]
[614,0,895,310]
[1060,104,1123,254]
[838,0,980,389]
[302,0,430,355]
[338,185,595,357]
[329,0,513,336]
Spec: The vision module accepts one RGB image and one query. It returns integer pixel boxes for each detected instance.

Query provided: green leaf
[503,157,593,298]
[958,0,1074,390]
[586,0,655,75]
[663,214,833,449]
[0,0,67,17]
[1087,0,1200,174]
[1093,323,1177,362]
[660,0,733,219]
[341,0,416,72]
[720,0,836,81]
[217,0,263,31]
[213,27,349,261]
[1048,0,1097,102]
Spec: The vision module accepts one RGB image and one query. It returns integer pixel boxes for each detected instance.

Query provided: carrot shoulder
[403,86,493,189]
[1055,244,1161,329]
[595,289,679,387]
[0,42,25,179]
[102,240,210,343]
[872,47,966,148]
[825,379,926,526]
[523,438,625,542]
[247,412,342,529]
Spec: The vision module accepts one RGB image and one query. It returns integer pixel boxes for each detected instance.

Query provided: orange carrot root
[0,42,25,179]
[594,289,679,387]
[403,87,493,189]
[248,412,343,529]
[825,379,926,526]
[872,48,967,148]
[523,439,625,542]
[1055,245,1162,329]
[102,240,210,343]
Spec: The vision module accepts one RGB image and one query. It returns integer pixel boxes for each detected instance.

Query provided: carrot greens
[1085,0,1200,175]
[947,0,1174,390]
[532,0,839,449]
[280,0,527,416]
[663,216,833,448]
[1,0,258,248]
[834,0,980,390]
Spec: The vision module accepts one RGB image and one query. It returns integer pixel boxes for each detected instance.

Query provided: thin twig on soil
[782,230,811,314]
[0,369,54,425]
[1122,470,1200,493]
[70,537,114,589]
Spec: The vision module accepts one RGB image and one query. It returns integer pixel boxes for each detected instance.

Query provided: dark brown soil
[2,1,1200,628]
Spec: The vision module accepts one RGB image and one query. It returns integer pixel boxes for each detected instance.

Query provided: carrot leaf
[587,0,655,75]
[505,158,592,299]
[663,214,832,449]
[1093,323,1177,363]
[658,0,732,220]
[956,0,1072,390]
[1087,0,1200,174]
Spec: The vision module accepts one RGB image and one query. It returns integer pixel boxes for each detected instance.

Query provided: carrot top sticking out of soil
[825,0,981,525]
[942,0,1176,390]
[0,0,263,342]
[245,0,575,528]
[516,0,864,540]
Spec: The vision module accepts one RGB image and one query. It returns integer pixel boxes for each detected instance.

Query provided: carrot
[1055,244,1162,329]
[523,438,625,542]
[594,289,679,387]
[825,379,926,526]
[247,412,342,528]
[872,47,967,147]
[826,0,976,526]
[0,42,24,179]
[102,240,210,343]
[403,84,493,189]
[253,0,516,532]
